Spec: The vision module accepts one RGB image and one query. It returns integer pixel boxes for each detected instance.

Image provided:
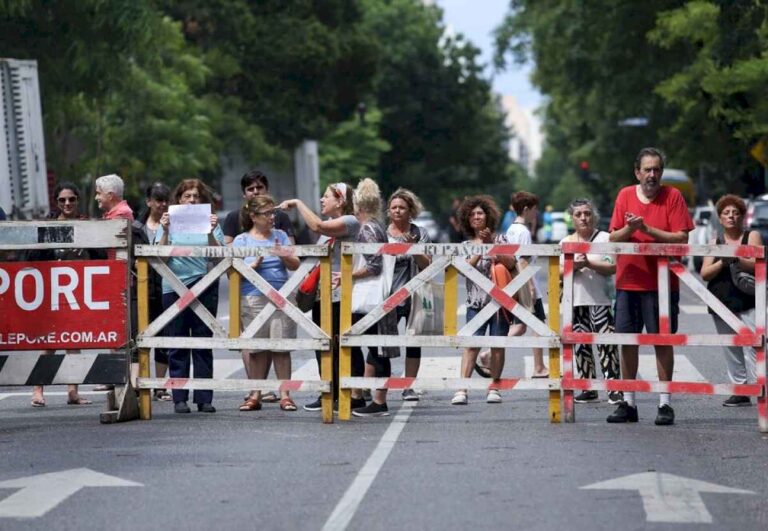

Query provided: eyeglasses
[57,197,78,204]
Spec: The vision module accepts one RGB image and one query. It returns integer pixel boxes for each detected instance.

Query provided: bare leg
[405,357,420,378]
[655,345,674,382]
[248,351,270,401]
[489,347,505,379]
[155,361,168,379]
[621,345,639,379]
[532,346,548,376]
[272,352,291,400]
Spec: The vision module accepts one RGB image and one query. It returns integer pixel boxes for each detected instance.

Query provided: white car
[689,205,719,271]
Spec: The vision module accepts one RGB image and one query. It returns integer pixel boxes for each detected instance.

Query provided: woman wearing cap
[279,183,362,411]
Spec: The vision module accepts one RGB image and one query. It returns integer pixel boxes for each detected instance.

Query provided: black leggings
[313,301,364,400]
[396,303,421,359]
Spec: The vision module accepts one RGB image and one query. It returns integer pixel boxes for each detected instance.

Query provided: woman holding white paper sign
[386,188,431,402]
[232,195,299,412]
[156,178,224,414]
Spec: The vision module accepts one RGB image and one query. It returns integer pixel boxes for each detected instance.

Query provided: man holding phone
[607,147,693,425]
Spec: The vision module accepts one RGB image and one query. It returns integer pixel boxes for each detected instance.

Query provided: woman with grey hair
[559,198,621,404]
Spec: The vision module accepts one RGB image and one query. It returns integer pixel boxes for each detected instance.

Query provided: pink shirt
[609,185,693,291]
[103,200,134,222]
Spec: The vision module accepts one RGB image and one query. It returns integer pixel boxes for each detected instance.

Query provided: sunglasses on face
[57,197,78,204]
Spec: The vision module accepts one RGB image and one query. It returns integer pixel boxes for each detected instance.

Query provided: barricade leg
[548,256,561,423]
[444,265,458,336]
[137,257,152,420]
[321,256,334,423]
[338,253,353,420]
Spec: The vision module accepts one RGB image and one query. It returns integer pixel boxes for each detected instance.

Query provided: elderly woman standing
[233,195,300,412]
[452,195,516,406]
[157,179,224,414]
[385,188,431,401]
[279,183,362,411]
[701,195,762,407]
[559,198,621,404]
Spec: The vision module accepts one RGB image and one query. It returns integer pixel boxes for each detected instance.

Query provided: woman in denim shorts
[452,195,516,406]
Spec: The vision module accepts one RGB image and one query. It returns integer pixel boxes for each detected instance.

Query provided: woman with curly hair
[156,178,224,414]
[451,195,516,406]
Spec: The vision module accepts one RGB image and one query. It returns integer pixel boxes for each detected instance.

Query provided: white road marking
[581,472,754,523]
[212,359,244,380]
[322,403,416,531]
[291,359,320,380]
[0,468,142,519]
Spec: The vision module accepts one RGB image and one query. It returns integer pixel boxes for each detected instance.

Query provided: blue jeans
[162,281,219,404]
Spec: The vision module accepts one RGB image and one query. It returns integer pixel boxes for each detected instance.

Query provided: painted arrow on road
[581,472,755,523]
[0,468,142,518]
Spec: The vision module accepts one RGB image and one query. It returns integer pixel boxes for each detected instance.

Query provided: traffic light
[579,160,590,180]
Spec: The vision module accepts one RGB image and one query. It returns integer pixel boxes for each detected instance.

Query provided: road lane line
[322,402,416,531]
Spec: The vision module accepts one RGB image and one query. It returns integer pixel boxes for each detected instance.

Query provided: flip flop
[531,373,549,379]
[31,397,45,408]
[261,391,280,403]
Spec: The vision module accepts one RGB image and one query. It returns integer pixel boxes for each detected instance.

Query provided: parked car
[536,211,570,243]
[749,201,768,249]
[413,211,442,242]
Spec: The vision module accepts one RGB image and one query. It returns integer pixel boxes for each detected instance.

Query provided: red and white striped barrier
[341,377,558,391]
[561,241,768,432]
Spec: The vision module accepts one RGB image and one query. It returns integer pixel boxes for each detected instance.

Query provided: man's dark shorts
[614,290,680,334]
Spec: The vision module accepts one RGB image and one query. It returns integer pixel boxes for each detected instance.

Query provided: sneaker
[574,390,599,403]
[332,397,367,413]
[402,389,419,401]
[606,401,638,423]
[174,401,191,414]
[723,395,752,407]
[352,402,389,417]
[486,389,502,404]
[451,391,468,405]
[654,404,675,426]
[607,391,624,405]
[303,397,323,411]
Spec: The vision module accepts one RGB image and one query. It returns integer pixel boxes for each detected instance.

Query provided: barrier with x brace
[134,243,335,422]
[337,242,564,421]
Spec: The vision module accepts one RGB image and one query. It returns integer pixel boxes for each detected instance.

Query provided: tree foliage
[495,0,768,208]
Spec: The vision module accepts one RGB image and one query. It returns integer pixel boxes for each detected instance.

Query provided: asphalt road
[1,274,767,530]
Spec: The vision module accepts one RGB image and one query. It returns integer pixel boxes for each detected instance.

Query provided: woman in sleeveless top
[700,195,762,407]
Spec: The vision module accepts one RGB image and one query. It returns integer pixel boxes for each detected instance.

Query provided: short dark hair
[458,195,501,237]
[240,169,269,193]
[511,191,539,214]
[715,194,747,217]
[634,147,666,171]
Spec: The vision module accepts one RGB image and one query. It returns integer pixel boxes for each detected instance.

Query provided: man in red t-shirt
[607,147,693,426]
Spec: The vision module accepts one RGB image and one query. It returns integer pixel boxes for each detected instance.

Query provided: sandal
[31,397,46,408]
[279,397,297,411]
[239,397,262,411]
[262,391,279,403]
[451,391,468,405]
[67,395,92,405]
[154,389,172,401]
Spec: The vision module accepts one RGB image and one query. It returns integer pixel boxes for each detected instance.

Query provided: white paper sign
[169,204,211,235]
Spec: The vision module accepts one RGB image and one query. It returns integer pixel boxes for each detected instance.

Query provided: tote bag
[351,253,395,314]
[406,280,444,335]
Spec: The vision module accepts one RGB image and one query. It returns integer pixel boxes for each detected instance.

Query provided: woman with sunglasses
[233,195,300,412]
[279,183,363,411]
[28,183,95,407]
